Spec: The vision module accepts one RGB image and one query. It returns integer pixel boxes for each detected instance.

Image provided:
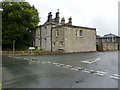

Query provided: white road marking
[65,65,73,68]
[24,58,27,59]
[26,59,30,60]
[96,73,104,76]
[81,58,101,64]
[10,57,109,77]
[41,62,46,64]
[110,74,120,80]
[96,71,106,74]
[52,63,59,65]
[110,76,120,80]
[32,60,36,62]
[70,68,78,71]
[46,61,51,64]
[82,69,90,73]
[91,58,100,63]
[59,64,65,66]
[113,74,120,77]
[81,61,92,64]
[62,66,69,68]
[90,70,94,72]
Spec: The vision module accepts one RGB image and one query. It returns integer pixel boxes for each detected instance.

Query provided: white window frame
[76,30,79,37]
[56,30,59,37]
[107,38,110,42]
[76,30,83,37]
[79,30,83,37]
[44,27,47,35]
[60,41,64,46]
[43,38,46,47]
[112,37,116,42]
[52,42,55,47]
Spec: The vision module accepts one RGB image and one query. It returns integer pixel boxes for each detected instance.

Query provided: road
[2,51,119,88]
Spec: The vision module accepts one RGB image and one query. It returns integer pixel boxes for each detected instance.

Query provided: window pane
[56,30,59,36]
[60,41,63,46]
[80,30,82,36]
[43,38,46,47]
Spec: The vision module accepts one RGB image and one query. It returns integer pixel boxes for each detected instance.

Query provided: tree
[2,2,40,50]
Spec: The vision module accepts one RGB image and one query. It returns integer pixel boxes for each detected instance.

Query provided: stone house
[96,33,120,51]
[34,10,96,53]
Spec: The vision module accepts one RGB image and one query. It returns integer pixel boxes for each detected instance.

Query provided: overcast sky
[26,0,119,36]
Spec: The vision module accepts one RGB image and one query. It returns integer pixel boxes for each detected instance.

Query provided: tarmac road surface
[2,51,119,88]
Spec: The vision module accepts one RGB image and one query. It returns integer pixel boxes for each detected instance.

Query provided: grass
[3,50,51,53]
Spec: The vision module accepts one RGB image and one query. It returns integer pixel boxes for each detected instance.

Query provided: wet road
[2,51,119,88]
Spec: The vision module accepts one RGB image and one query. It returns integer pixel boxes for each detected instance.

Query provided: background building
[96,33,120,51]
[34,10,96,53]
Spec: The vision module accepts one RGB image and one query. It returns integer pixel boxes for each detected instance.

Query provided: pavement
[2,51,119,88]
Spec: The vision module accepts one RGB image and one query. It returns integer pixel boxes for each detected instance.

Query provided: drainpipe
[51,24,52,51]
[40,26,42,50]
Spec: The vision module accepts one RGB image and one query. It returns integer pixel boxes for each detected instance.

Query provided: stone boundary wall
[97,42,119,51]
[102,42,118,51]
[2,51,64,56]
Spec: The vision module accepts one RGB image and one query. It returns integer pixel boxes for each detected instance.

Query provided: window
[79,30,82,36]
[76,30,83,37]
[60,41,64,46]
[102,39,106,42]
[102,39,104,42]
[112,38,116,42]
[107,38,110,42]
[76,30,79,37]
[44,27,47,34]
[52,42,55,47]
[56,30,59,37]
[43,38,46,47]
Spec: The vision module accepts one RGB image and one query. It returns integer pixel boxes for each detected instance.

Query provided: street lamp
[13,40,15,55]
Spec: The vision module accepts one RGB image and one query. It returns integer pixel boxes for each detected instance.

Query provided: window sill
[76,36,83,38]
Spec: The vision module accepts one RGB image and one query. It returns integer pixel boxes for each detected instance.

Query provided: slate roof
[103,33,119,38]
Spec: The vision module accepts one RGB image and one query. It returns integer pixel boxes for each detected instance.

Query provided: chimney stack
[61,17,65,24]
[55,9,60,23]
[47,12,52,22]
[68,16,72,25]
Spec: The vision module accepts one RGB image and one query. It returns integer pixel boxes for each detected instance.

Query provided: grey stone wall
[41,25,52,51]
[52,27,65,51]
[35,28,40,49]
[64,26,96,53]
[35,24,52,51]
[35,25,96,53]
[102,42,118,51]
